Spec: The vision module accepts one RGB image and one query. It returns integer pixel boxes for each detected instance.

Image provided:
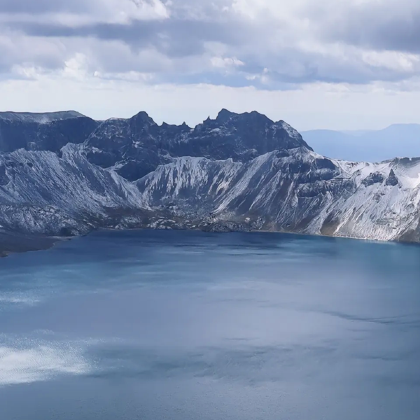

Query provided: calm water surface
[0,230,419,420]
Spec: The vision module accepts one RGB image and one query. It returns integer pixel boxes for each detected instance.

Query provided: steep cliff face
[0,110,419,242]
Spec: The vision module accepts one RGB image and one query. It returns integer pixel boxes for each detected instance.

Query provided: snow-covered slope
[0,145,144,234]
[0,110,419,242]
[0,111,86,124]
[137,149,420,241]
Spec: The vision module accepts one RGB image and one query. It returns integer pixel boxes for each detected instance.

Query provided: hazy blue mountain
[302,124,420,162]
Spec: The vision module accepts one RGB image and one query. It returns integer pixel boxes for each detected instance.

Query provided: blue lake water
[0,230,419,420]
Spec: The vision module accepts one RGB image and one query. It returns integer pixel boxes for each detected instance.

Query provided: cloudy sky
[0,0,419,130]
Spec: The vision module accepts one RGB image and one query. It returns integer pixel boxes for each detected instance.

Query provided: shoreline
[0,230,69,258]
[1,225,419,259]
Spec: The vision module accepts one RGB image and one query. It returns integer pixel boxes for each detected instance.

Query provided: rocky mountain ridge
[0,110,419,243]
[0,111,98,153]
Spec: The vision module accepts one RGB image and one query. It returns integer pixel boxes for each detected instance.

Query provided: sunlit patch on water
[0,340,92,386]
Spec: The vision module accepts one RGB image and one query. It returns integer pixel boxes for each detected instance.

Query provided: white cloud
[102,0,170,23]
[1,71,420,131]
[211,56,245,69]
[0,0,419,128]
[0,0,170,24]
[362,50,420,73]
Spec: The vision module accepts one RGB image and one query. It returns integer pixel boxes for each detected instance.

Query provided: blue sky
[0,0,419,130]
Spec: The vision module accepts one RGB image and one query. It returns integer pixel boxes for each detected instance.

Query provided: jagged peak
[160,121,191,131]
[246,110,273,121]
[217,109,274,125]
[130,111,156,126]
[216,109,237,123]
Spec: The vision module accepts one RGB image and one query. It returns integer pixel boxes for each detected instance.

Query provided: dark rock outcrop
[386,169,399,186]
[0,111,98,153]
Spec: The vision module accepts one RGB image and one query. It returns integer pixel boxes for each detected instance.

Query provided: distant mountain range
[302,124,420,162]
[0,110,419,246]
